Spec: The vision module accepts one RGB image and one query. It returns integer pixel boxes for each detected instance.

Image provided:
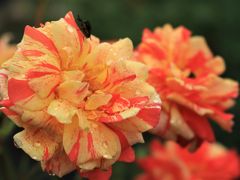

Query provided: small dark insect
[77,14,91,38]
[188,72,196,78]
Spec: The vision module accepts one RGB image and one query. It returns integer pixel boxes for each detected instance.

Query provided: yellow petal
[2,50,34,76]
[169,106,194,139]
[47,99,76,124]
[63,118,121,170]
[46,19,81,69]
[28,74,60,98]
[21,109,50,126]
[22,28,60,68]
[85,92,112,110]
[62,70,85,81]
[63,116,93,166]
[89,121,121,160]
[16,94,54,111]
[14,129,58,161]
[41,150,76,177]
[107,38,133,62]
[76,109,90,130]
[125,61,148,80]
[117,116,153,132]
[119,107,140,119]
[57,80,89,105]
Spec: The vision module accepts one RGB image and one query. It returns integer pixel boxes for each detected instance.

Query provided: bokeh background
[0,0,239,179]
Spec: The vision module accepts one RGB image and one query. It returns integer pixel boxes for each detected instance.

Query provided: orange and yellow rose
[137,140,240,180]
[134,24,238,145]
[0,12,161,179]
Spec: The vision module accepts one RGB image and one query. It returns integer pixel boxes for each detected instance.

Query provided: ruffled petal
[57,80,90,105]
[41,150,76,177]
[47,99,77,124]
[14,129,59,161]
[63,116,121,170]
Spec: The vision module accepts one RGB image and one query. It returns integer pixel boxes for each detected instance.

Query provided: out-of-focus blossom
[134,24,238,145]
[0,34,16,102]
[0,12,161,179]
[0,34,16,66]
[136,140,240,180]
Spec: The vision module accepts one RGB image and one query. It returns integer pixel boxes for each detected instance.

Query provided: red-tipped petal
[8,78,34,103]
[24,26,58,55]
[181,107,215,142]
[137,103,161,128]
[118,146,135,162]
[64,11,84,51]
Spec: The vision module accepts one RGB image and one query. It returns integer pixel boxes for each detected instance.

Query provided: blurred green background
[0,0,239,179]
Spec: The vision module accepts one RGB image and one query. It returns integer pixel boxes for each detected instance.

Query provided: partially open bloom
[136,140,240,180]
[0,34,16,66]
[0,12,161,179]
[134,24,238,145]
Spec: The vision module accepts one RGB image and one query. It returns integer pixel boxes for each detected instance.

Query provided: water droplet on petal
[49,173,56,176]
[103,154,112,159]
[67,26,74,33]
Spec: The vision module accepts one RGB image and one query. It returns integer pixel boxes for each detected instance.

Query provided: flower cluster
[137,140,240,180]
[0,11,239,180]
[134,24,238,145]
[0,12,161,178]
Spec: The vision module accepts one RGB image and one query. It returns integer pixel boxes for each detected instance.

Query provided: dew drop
[49,173,56,176]
[67,26,74,33]
[153,98,160,103]
[32,156,38,160]
[103,154,112,159]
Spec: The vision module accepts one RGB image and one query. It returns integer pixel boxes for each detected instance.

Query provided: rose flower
[136,140,240,180]
[0,12,161,179]
[134,24,238,146]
